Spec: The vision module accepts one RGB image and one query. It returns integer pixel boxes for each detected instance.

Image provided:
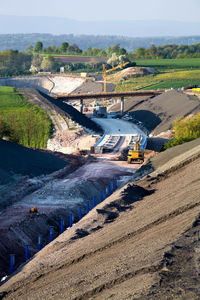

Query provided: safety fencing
[8,178,118,275]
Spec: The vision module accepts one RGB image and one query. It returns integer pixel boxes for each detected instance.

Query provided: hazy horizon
[1,0,200,22]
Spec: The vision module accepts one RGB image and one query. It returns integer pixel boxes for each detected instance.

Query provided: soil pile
[1,138,200,299]
[108,67,158,83]
[0,139,68,184]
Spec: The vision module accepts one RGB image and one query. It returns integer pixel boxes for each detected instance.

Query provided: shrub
[162,113,200,150]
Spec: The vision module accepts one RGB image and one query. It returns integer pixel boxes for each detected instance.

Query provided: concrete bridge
[53,90,162,114]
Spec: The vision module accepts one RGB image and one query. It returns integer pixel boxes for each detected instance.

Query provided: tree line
[1,33,200,52]
[1,41,200,77]
[133,43,200,59]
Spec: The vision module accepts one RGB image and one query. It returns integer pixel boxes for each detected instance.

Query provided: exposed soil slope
[110,90,200,134]
[1,139,200,299]
[0,139,67,184]
[0,75,85,95]
[39,91,103,134]
[108,67,158,83]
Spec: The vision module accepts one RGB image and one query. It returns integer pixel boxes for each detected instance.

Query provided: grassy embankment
[114,58,200,91]
[0,87,52,148]
[163,113,200,150]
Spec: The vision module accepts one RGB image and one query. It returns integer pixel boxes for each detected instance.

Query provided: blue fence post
[60,219,64,234]
[93,196,96,208]
[79,207,82,220]
[69,213,73,227]
[100,191,103,203]
[114,178,117,190]
[25,245,29,262]
[110,182,113,195]
[38,236,42,251]
[105,187,109,198]
[49,226,54,242]
[10,254,15,274]
[86,201,90,214]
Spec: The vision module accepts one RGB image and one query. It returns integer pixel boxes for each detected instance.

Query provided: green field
[135,58,200,71]
[114,59,200,91]
[0,87,52,148]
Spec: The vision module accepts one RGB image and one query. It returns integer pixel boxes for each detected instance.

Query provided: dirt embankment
[1,139,200,299]
[0,75,85,95]
[110,90,200,135]
[108,66,158,83]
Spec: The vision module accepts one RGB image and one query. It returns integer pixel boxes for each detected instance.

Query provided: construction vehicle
[102,62,129,107]
[127,141,144,164]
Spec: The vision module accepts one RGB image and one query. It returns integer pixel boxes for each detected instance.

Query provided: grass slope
[0,87,52,148]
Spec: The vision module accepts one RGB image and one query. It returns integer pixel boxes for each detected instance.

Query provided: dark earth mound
[0,139,68,184]
[39,91,104,134]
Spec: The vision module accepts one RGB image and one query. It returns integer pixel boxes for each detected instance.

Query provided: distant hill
[1,15,200,37]
[1,33,200,52]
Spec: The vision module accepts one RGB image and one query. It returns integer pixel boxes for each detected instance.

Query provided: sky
[1,0,200,23]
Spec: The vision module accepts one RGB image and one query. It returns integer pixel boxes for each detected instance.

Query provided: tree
[34,41,43,53]
[58,42,69,53]
[107,53,130,67]
[41,55,57,72]
[30,54,43,72]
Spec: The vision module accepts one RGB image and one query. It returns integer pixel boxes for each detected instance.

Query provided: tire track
[74,264,161,300]
[31,197,200,283]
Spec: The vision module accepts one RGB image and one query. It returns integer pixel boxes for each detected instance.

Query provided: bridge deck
[53,90,162,100]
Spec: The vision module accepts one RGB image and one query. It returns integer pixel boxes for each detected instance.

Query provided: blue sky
[1,0,200,22]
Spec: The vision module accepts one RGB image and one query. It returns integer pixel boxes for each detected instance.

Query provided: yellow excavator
[127,141,144,164]
[102,62,129,107]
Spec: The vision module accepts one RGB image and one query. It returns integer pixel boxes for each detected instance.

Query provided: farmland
[114,58,200,91]
[135,58,200,71]
[0,87,52,148]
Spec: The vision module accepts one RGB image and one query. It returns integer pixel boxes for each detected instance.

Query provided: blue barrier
[25,245,29,262]
[79,207,82,220]
[38,236,42,251]
[60,219,64,234]
[114,178,117,190]
[49,226,54,242]
[105,187,109,198]
[10,254,15,274]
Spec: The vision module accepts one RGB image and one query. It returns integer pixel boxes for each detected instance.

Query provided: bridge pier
[120,97,124,115]
[80,98,83,114]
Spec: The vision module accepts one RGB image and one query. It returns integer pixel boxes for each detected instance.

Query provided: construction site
[0,68,200,300]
